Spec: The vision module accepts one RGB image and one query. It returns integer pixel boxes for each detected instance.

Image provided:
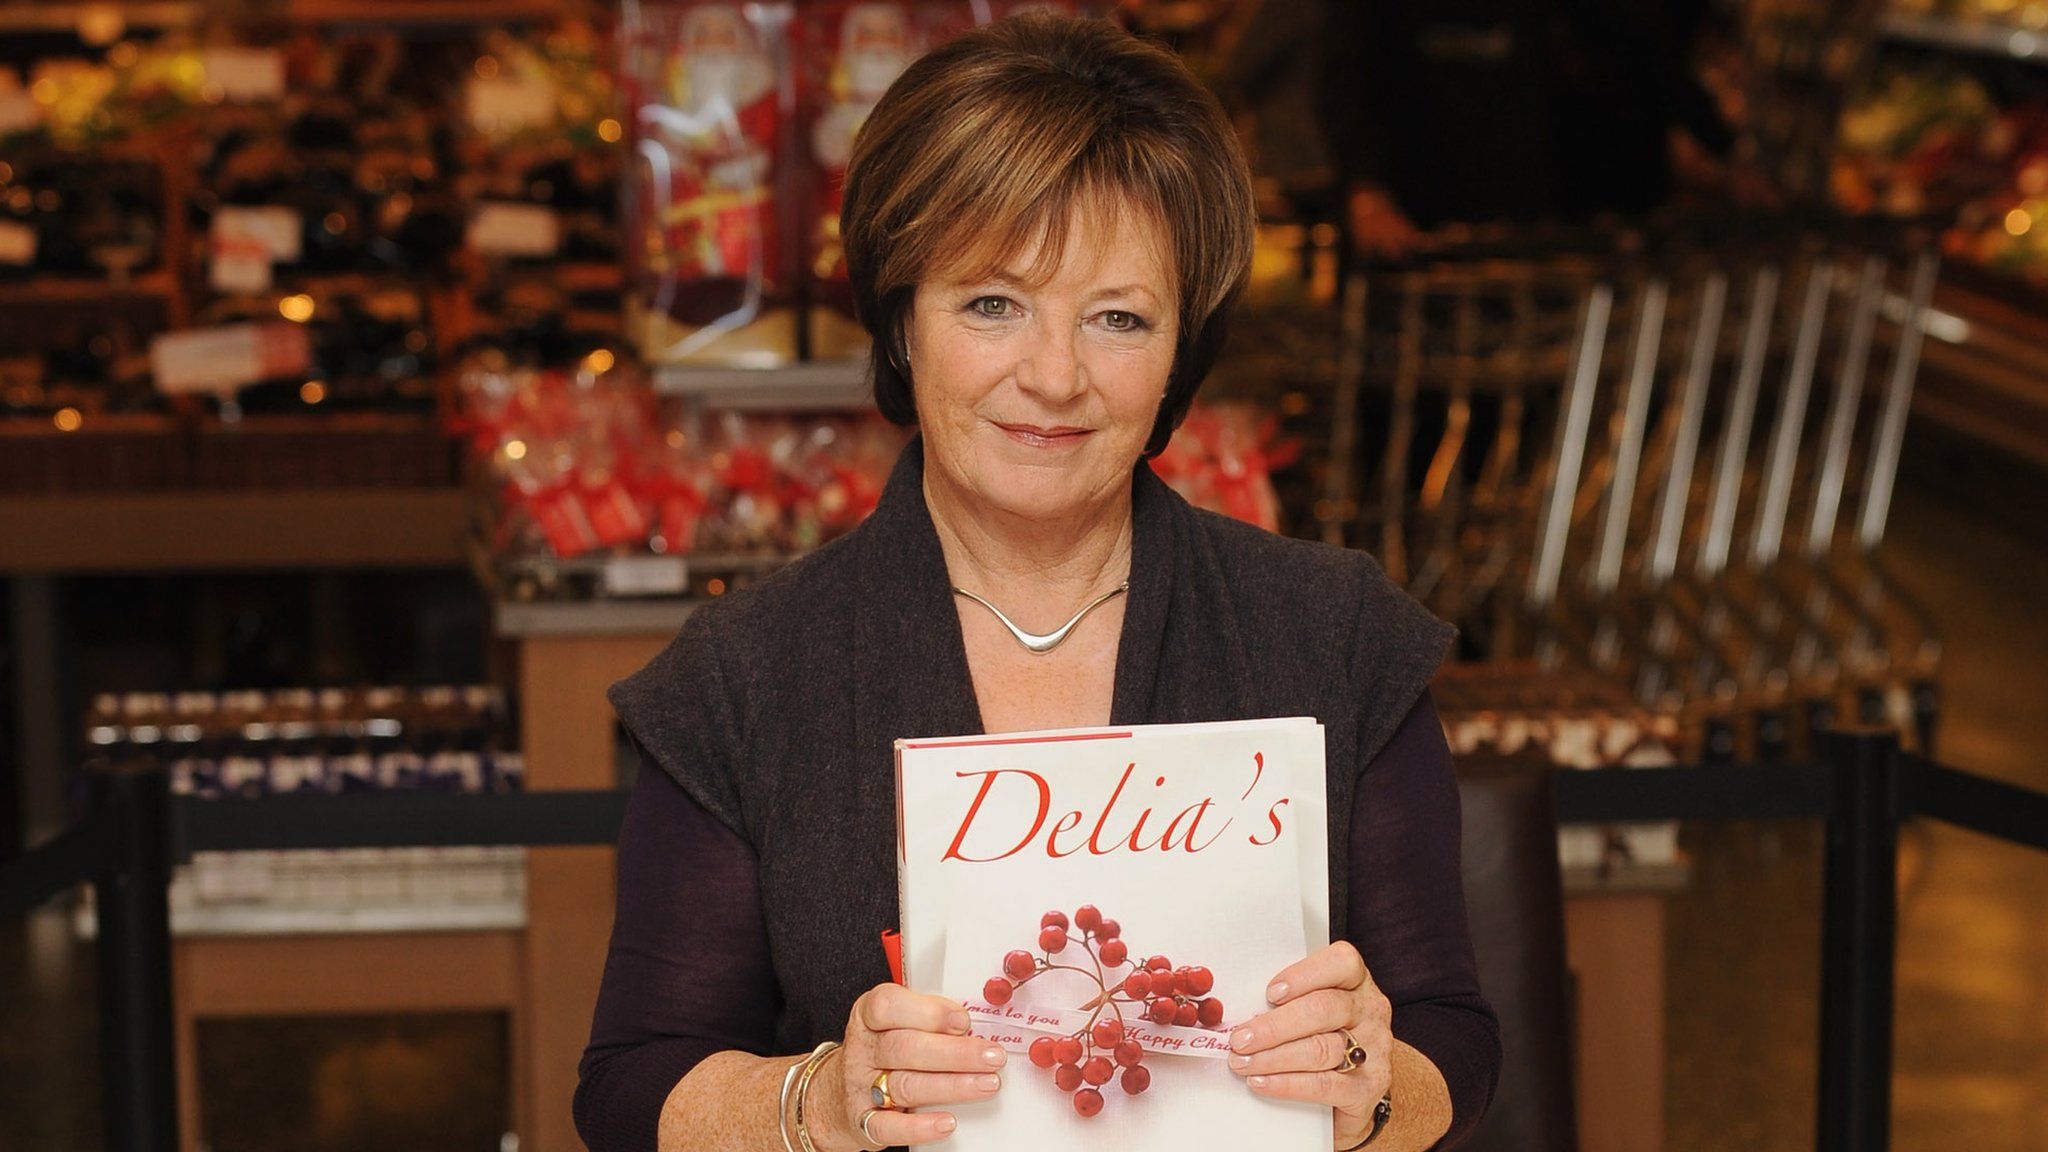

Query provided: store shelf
[494,596,701,639]
[0,2,199,31]
[1878,11,2048,63]
[1562,858,1692,898]
[653,361,872,410]
[284,0,563,23]
[0,270,175,307]
[0,486,468,573]
[1908,280,2048,470]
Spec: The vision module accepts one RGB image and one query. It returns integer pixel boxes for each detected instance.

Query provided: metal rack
[1322,220,1945,760]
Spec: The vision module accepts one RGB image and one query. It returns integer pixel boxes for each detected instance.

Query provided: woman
[578,14,1499,1152]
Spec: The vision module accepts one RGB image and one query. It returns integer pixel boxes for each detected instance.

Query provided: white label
[602,554,689,597]
[214,206,302,262]
[211,252,272,295]
[465,77,557,137]
[0,219,34,266]
[151,323,312,395]
[201,48,286,103]
[468,202,561,257]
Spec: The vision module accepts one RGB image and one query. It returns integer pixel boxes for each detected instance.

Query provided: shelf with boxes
[1829,3,2048,466]
[81,684,527,938]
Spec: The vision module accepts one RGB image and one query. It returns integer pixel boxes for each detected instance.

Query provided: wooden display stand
[1563,867,1683,1152]
[171,931,527,1152]
[510,621,677,1152]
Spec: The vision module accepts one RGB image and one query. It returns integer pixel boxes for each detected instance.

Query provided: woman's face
[906,202,1179,528]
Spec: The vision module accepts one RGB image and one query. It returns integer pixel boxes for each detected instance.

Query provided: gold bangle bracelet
[792,1041,842,1152]
[778,1053,808,1152]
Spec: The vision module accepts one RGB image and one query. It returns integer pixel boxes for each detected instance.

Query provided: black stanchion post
[1815,728,1903,1152]
[91,766,179,1152]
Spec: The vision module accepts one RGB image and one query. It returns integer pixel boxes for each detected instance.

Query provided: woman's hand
[1226,941,1393,1148]
[815,983,1007,1151]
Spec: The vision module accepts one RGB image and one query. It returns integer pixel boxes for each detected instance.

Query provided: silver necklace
[953,581,1129,655]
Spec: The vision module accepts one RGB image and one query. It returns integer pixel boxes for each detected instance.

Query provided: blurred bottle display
[1,15,632,497]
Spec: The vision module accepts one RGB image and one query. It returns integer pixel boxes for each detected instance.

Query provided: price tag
[210,207,301,294]
[468,202,561,257]
[0,219,35,266]
[211,252,271,295]
[465,77,557,137]
[201,48,286,103]
[151,323,312,395]
[214,206,302,262]
[602,555,690,598]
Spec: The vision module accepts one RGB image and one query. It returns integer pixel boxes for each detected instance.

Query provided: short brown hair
[841,12,1256,457]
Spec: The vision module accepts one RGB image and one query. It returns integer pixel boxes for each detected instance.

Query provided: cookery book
[894,718,1333,1148]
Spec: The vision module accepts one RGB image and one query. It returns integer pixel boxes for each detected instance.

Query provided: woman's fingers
[872,1068,1005,1109]
[1229,987,1357,1055]
[1263,940,1369,1006]
[1243,1063,1392,1111]
[855,984,972,1039]
[874,1028,1008,1074]
[1225,1029,1354,1077]
[858,1105,962,1148]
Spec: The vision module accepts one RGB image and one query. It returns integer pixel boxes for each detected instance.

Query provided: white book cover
[895,717,1333,1149]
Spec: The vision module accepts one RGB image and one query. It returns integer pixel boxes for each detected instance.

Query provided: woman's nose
[1016,323,1085,404]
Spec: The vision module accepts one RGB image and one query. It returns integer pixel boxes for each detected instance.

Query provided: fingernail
[977,1074,1001,1093]
[1248,1075,1269,1089]
[936,1114,958,1133]
[1230,1028,1253,1051]
[949,1011,971,1033]
[982,1046,1005,1066]
[1266,981,1288,1003]
[1229,1054,1251,1071]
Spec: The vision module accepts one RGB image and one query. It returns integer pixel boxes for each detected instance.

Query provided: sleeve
[1346,691,1503,1147]
[573,753,782,1152]
[606,607,750,839]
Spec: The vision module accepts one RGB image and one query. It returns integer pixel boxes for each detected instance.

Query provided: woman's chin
[967,469,1110,524]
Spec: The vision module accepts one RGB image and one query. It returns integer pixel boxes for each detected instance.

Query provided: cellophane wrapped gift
[620,1,801,366]
[1151,402,1299,533]
[455,356,903,562]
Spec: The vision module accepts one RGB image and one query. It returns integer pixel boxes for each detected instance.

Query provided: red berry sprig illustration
[982,904,1224,1117]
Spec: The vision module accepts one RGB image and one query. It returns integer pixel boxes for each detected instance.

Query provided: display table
[497,597,1683,1152]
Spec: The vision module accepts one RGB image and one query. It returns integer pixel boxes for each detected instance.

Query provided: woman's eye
[1102,310,1145,332]
[969,296,1013,319]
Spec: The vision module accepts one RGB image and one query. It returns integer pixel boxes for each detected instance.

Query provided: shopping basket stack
[1320,216,1943,766]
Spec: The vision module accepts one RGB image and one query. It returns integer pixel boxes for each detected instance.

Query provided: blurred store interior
[1,1,2045,1150]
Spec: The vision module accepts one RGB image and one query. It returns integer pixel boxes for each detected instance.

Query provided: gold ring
[1334,1028,1370,1073]
[857,1107,887,1150]
[869,1069,898,1110]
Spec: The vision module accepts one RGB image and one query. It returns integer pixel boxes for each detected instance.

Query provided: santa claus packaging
[622,1,800,365]
[798,2,927,359]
